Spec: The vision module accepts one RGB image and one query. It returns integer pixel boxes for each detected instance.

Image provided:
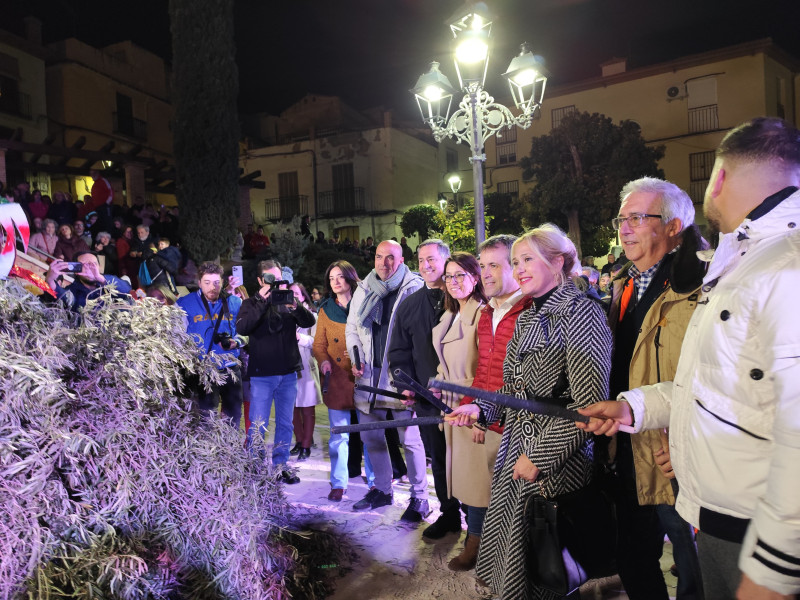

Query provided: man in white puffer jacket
[580,117,800,600]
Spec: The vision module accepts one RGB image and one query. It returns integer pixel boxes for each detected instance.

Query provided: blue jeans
[656,503,704,599]
[248,373,297,467]
[465,504,487,537]
[328,408,375,489]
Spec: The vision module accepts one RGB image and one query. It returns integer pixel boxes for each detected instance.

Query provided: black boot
[422,511,463,540]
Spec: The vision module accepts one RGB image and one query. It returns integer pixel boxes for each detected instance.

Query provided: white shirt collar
[490,289,523,311]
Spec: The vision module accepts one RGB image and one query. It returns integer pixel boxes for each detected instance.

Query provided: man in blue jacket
[177,261,246,427]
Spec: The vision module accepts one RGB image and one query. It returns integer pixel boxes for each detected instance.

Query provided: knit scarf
[357,263,409,328]
[320,296,350,324]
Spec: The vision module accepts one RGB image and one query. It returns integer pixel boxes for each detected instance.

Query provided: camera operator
[236,259,315,484]
[176,261,247,427]
[45,251,132,311]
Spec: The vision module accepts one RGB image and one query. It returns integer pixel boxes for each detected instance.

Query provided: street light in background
[447,173,462,209]
[438,193,448,212]
[411,1,547,246]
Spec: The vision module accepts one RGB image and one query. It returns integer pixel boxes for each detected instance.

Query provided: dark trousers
[347,410,367,478]
[696,532,740,600]
[418,421,460,516]
[615,486,670,600]
[385,410,408,479]
[197,365,243,428]
[656,503,704,599]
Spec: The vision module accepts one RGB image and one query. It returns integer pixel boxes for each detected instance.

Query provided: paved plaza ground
[267,405,678,599]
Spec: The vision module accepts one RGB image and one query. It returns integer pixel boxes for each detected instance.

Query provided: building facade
[0,19,49,191]
[45,38,175,205]
[241,94,468,245]
[482,39,800,223]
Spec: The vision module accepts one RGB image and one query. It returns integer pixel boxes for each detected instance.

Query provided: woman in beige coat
[431,252,492,571]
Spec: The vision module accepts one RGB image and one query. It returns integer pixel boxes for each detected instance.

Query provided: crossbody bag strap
[200,294,228,355]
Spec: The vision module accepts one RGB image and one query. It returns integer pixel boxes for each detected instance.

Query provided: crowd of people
[9,169,184,292]
[17,117,800,600]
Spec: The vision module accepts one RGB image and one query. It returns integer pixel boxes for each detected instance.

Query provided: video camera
[261,273,294,305]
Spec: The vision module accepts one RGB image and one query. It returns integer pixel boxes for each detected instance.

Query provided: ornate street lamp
[448,173,462,209]
[411,2,548,245]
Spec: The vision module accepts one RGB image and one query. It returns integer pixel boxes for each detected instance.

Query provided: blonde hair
[512,223,580,286]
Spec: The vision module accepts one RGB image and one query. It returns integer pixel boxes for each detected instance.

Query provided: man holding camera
[237,259,315,484]
[177,261,246,426]
[45,251,132,311]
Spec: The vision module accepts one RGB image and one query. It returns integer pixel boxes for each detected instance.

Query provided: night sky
[2,0,800,120]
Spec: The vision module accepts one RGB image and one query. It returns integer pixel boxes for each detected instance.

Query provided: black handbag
[525,482,617,595]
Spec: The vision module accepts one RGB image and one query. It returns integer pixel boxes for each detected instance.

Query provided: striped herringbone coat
[475,281,612,599]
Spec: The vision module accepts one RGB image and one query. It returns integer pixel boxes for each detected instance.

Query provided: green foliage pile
[0,282,346,599]
[170,0,241,262]
[515,111,664,257]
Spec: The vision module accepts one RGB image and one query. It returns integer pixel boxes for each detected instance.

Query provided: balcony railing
[113,112,147,140]
[265,195,308,221]
[688,105,719,134]
[319,187,366,216]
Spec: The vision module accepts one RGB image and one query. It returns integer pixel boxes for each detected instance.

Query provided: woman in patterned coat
[447,224,612,599]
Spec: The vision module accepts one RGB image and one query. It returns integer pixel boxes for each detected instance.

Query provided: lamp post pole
[468,89,486,243]
[411,3,548,248]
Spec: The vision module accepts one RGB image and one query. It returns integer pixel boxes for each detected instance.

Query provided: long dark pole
[427,378,590,424]
[331,416,444,434]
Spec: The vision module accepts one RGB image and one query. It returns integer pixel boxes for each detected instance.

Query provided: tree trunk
[169,0,240,262]
[567,208,582,260]
[567,143,583,259]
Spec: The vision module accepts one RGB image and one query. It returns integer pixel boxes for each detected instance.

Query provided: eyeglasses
[443,272,470,283]
[611,213,663,230]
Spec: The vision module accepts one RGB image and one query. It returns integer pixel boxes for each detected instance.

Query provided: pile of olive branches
[0,281,341,599]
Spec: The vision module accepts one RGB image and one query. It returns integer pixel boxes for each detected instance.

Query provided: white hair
[619,177,695,231]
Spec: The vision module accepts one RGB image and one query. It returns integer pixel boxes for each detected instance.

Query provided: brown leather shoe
[448,534,480,571]
[328,488,345,502]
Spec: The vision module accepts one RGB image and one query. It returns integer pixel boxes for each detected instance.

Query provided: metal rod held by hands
[392,368,452,414]
[331,416,444,434]
[354,383,407,401]
[427,378,590,424]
